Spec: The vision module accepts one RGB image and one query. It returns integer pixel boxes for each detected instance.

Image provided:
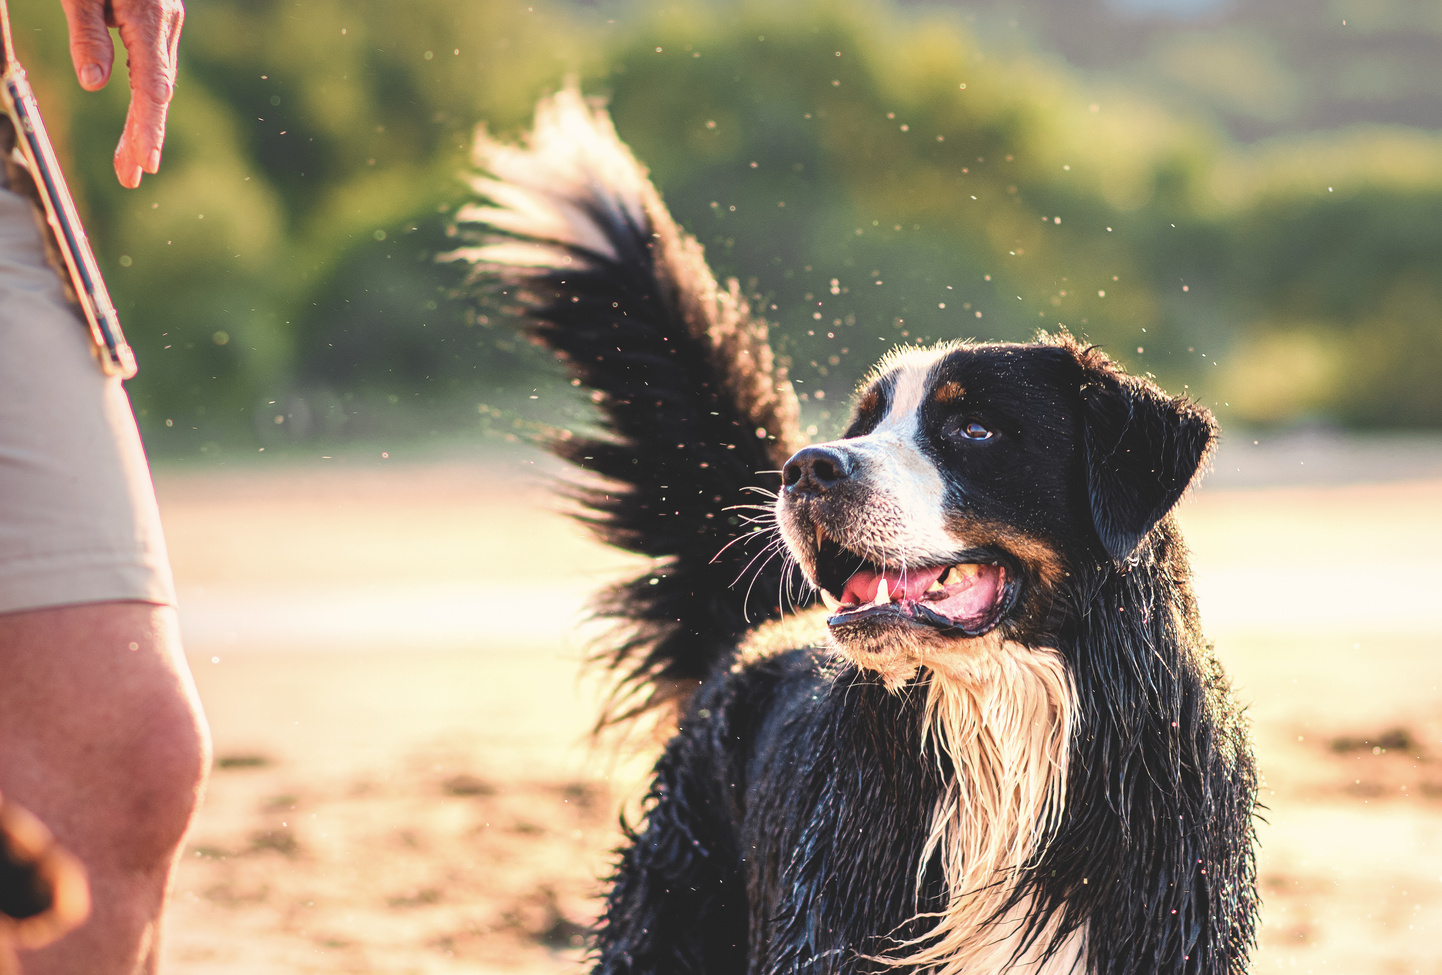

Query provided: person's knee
[0,602,212,878]
[99,677,210,874]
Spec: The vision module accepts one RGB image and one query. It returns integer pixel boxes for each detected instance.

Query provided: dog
[450,89,1258,974]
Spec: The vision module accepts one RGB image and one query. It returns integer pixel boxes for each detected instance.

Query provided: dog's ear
[1080,368,1215,564]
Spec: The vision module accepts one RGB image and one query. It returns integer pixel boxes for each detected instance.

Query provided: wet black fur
[459,113,1258,974]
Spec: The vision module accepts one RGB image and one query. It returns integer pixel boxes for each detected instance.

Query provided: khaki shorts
[0,183,175,613]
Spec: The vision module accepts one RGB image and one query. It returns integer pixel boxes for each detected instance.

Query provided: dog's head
[775,334,1215,672]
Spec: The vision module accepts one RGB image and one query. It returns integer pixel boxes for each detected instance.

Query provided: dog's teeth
[942,564,980,585]
[926,580,946,592]
[819,589,840,611]
[875,578,890,604]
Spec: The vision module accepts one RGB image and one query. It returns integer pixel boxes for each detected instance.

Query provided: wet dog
[451,89,1258,974]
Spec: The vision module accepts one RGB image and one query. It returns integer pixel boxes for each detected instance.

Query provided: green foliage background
[15,0,1442,454]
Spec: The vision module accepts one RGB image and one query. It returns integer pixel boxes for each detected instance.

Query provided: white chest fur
[881,639,1087,974]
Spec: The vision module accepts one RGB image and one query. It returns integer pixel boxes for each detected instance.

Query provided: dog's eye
[956,419,993,441]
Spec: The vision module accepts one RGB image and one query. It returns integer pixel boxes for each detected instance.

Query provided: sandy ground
[142,442,1442,974]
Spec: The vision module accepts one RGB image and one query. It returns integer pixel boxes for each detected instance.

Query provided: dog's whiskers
[710,522,780,564]
[725,501,779,513]
[740,541,789,623]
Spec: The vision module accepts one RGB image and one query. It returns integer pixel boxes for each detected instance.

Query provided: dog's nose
[782,445,852,497]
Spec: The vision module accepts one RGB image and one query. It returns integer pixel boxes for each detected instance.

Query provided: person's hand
[58,0,184,188]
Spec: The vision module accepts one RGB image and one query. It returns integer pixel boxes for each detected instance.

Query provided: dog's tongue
[838,563,1005,624]
[840,565,947,606]
[926,564,1005,623]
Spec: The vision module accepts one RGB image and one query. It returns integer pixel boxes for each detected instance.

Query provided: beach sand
[147,450,1442,973]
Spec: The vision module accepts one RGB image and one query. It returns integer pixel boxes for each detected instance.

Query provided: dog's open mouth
[812,540,1017,637]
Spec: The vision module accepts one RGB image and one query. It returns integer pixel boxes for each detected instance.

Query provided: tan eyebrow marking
[934,381,966,404]
[857,389,881,415]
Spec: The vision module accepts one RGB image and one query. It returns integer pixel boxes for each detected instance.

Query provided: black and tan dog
[452,90,1258,974]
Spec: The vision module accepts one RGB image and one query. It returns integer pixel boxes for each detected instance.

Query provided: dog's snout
[783,445,852,497]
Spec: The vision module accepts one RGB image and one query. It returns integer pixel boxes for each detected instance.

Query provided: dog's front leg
[593,703,749,974]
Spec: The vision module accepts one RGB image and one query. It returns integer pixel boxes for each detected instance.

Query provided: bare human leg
[0,601,209,974]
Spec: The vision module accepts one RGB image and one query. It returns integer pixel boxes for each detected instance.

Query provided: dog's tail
[448,88,807,722]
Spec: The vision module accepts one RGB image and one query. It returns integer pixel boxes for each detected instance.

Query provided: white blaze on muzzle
[813,348,967,567]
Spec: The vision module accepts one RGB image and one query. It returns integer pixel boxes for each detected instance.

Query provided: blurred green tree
[12,0,1442,452]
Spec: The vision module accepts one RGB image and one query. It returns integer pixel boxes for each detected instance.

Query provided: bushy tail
[448,88,808,720]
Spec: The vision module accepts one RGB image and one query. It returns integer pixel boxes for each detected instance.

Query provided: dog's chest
[729,650,1083,975]
[737,663,945,972]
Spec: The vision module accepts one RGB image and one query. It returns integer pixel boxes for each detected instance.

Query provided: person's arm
[58,0,183,188]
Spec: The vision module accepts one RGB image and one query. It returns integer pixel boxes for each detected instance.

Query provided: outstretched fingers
[112,0,183,187]
[59,0,115,92]
[59,0,184,188]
